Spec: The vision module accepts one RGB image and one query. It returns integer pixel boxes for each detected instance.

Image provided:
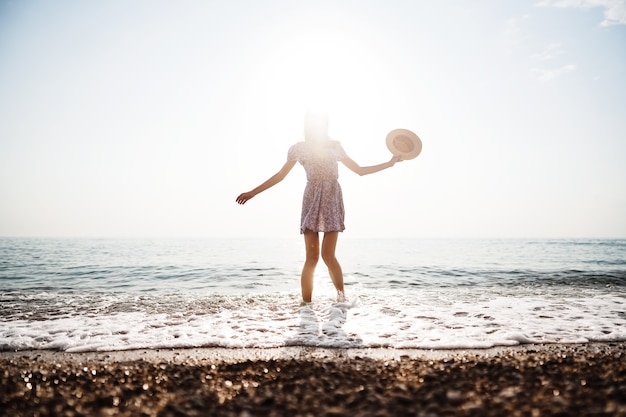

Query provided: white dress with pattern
[287,141,346,234]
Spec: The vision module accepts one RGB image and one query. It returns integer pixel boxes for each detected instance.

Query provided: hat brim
[386,129,422,160]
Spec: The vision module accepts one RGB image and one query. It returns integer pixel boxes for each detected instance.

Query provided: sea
[1,238,625,353]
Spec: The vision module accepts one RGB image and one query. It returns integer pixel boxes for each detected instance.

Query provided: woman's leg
[301,230,320,302]
[321,231,345,298]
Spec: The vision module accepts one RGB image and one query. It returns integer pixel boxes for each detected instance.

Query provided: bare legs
[301,230,345,302]
[321,232,345,298]
[301,231,319,302]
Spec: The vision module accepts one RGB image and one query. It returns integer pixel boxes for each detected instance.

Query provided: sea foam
[1,285,624,352]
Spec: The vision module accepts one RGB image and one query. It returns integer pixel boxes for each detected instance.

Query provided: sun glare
[257,29,391,143]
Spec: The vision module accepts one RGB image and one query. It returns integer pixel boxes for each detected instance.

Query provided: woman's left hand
[389,155,403,166]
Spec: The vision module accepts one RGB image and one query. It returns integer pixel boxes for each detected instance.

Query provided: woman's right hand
[236,192,255,205]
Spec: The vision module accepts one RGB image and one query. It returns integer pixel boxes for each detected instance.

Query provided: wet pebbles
[1,343,625,416]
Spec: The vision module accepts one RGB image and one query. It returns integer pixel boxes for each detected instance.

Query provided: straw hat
[386,129,422,160]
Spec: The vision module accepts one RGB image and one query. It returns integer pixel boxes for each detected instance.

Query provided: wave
[1,287,625,352]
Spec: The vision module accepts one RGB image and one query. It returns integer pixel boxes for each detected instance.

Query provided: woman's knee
[304,232,320,265]
[321,249,336,266]
[306,250,320,265]
[320,232,338,265]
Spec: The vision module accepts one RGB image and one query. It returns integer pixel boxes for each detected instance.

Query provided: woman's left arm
[341,155,402,176]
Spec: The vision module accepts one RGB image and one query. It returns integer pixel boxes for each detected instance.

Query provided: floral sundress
[287,141,347,234]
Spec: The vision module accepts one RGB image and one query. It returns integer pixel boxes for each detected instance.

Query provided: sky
[1,0,625,239]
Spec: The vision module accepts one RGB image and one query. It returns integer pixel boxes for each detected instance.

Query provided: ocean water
[1,238,625,352]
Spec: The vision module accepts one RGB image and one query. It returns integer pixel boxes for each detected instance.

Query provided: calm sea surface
[1,238,625,352]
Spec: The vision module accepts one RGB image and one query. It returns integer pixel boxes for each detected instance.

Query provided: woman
[236,112,401,302]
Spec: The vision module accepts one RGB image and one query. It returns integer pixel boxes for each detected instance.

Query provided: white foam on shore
[1,286,625,352]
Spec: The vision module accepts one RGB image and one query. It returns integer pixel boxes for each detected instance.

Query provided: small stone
[446,390,463,405]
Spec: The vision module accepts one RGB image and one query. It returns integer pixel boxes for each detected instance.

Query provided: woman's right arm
[236,160,297,205]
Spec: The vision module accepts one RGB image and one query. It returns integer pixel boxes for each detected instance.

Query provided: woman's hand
[389,154,403,166]
[236,192,255,205]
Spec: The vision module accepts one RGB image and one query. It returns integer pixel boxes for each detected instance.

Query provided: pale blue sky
[1,0,625,238]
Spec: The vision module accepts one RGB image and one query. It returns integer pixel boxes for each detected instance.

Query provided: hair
[303,111,329,142]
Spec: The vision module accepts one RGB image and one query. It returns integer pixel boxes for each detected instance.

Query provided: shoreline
[2,343,625,416]
[1,342,624,363]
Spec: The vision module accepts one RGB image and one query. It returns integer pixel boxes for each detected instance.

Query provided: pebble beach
[2,343,625,416]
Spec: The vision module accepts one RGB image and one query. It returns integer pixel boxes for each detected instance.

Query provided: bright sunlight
[253,28,396,146]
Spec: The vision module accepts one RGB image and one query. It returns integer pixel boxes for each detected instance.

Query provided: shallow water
[1,238,625,351]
